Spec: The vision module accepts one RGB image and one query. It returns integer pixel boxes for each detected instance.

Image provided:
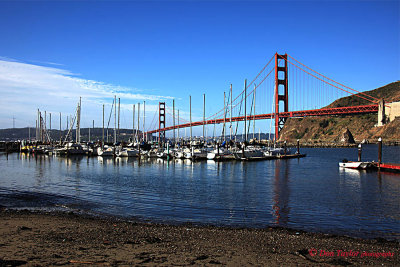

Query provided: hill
[328,81,400,108]
[0,128,142,142]
[279,81,400,143]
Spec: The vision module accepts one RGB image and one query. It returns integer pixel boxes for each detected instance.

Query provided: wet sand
[0,210,398,266]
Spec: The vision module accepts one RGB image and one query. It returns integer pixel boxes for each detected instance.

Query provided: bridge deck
[146,104,378,134]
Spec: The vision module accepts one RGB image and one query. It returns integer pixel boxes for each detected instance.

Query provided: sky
[0,0,398,136]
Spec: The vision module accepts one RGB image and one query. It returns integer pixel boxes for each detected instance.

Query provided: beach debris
[69,260,110,265]
[17,226,32,231]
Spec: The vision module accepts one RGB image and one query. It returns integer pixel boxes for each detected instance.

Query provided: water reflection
[272,160,290,226]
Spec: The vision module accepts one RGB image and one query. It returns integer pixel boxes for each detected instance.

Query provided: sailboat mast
[45,111,46,141]
[137,103,140,142]
[102,104,104,148]
[189,95,192,144]
[114,95,116,144]
[177,110,180,143]
[253,84,256,140]
[143,101,145,142]
[223,91,226,141]
[118,98,120,142]
[78,97,81,143]
[203,94,205,141]
[230,84,232,140]
[244,79,247,142]
[59,112,61,144]
[133,104,135,142]
[173,99,175,144]
[49,112,51,142]
[36,109,39,141]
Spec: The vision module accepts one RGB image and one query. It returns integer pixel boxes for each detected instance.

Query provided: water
[1,145,399,240]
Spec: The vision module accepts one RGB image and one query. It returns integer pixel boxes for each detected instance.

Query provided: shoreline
[0,210,398,266]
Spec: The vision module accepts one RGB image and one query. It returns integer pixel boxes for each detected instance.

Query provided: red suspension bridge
[145,53,382,141]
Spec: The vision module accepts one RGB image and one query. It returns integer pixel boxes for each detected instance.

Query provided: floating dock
[379,163,400,173]
[239,153,306,161]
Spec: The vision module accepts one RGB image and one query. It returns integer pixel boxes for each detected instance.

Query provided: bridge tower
[158,102,166,145]
[274,53,288,141]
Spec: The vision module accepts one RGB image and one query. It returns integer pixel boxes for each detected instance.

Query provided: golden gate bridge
[144,53,382,141]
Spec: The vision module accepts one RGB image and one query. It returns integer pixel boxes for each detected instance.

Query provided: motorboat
[339,160,372,169]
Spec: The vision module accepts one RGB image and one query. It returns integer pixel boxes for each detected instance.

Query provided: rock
[338,128,355,144]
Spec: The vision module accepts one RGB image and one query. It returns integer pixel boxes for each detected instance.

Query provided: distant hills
[0,128,141,142]
[0,127,275,142]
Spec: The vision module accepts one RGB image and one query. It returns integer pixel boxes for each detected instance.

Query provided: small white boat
[157,150,169,158]
[97,146,114,157]
[175,148,189,159]
[116,148,139,157]
[339,161,362,169]
[339,161,372,169]
[207,147,233,160]
[185,148,208,160]
[263,147,285,157]
[234,146,264,160]
[54,143,85,156]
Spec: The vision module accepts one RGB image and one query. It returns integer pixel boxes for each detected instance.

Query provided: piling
[378,137,382,168]
[297,139,300,154]
[358,143,362,162]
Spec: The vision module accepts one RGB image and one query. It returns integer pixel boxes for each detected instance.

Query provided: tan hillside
[279,81,400,142]
[328,81,400,108]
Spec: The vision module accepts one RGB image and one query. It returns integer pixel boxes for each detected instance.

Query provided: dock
[379,163,400,173]
[239,153,306,161]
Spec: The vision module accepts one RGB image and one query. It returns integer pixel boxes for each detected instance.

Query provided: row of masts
[34,95,150,145]
[34,77,263,146]
[161,79,259,146]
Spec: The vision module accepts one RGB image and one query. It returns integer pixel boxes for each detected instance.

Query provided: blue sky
[0,0,398,135]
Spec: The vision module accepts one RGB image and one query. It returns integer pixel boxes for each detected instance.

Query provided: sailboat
[116,147,139,157]
[97,145,114,156]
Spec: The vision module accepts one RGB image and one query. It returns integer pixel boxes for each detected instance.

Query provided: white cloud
[0,58,175,130]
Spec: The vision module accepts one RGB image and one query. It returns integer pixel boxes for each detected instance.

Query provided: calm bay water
[1,145,399,240]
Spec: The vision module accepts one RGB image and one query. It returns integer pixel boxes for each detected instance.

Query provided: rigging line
[247,87,255,137]
[287,54,379,102]
[205,55,275,121]
[148,109,158,132]
[286,59,379,104]
[165,107,190,123]
[234,90,244,137]
[268,75,276,144]
[106,98,115,130]
[207,65,276,121]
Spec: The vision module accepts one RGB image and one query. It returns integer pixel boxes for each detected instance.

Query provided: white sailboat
[116,148,139,157]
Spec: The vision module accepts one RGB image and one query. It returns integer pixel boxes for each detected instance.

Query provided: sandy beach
[0,209,398,266]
